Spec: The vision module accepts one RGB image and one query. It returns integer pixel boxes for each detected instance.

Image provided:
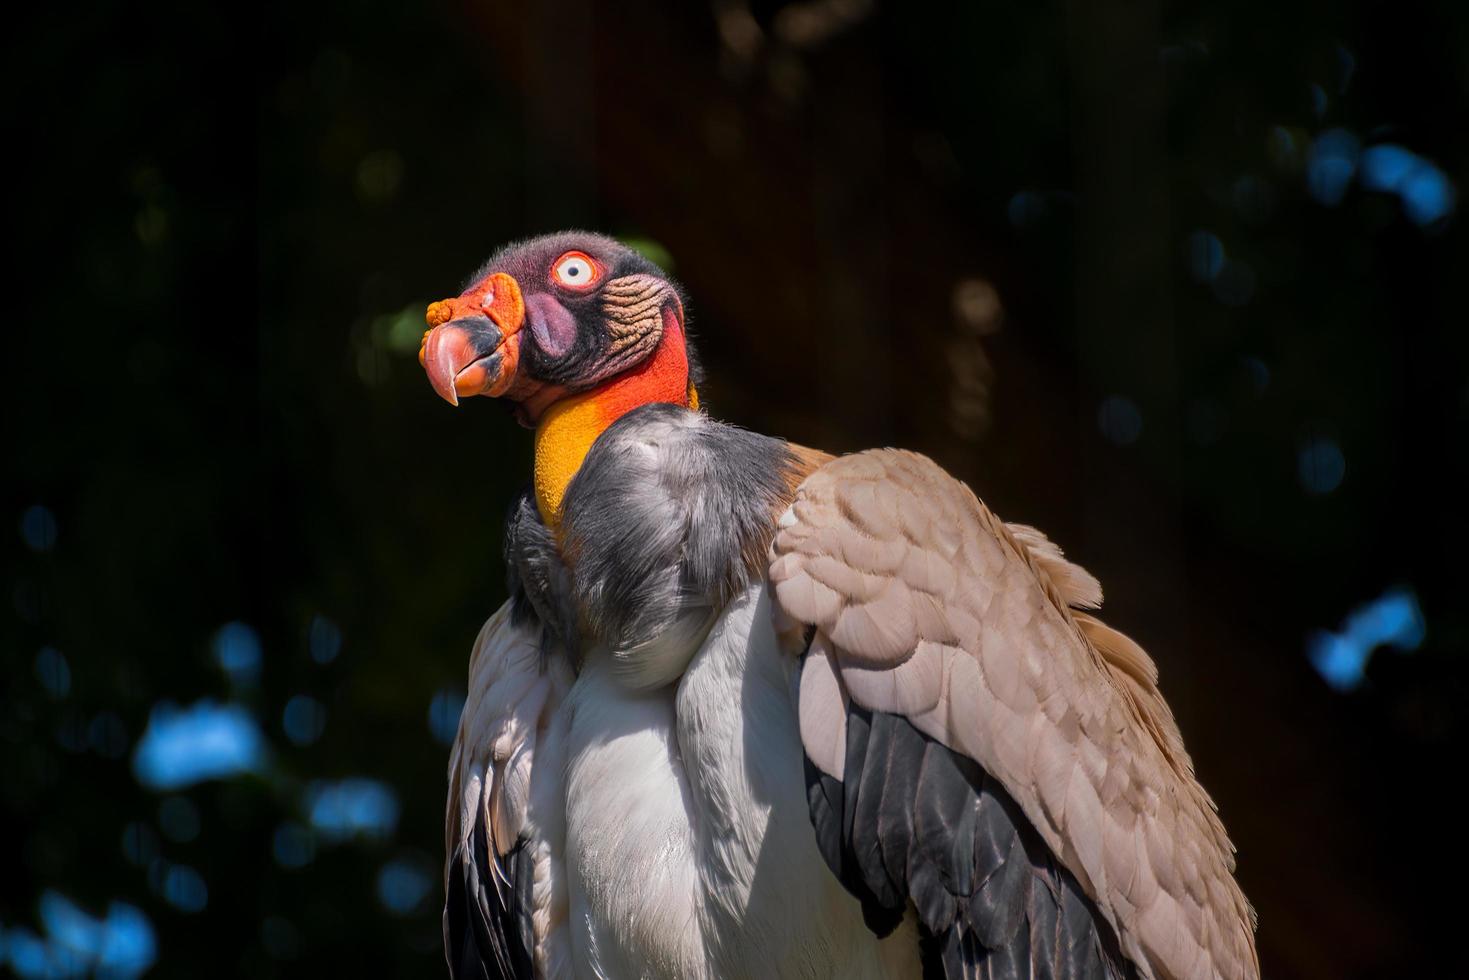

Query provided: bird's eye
[552,252,598,289]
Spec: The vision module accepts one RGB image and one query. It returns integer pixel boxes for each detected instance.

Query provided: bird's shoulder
[553,404,827,659]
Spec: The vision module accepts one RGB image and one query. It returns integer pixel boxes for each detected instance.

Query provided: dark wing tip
[445,811,535,980]
[800,684,1137,980]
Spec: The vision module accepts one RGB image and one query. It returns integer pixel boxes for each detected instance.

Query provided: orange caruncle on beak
[418,273,526,407]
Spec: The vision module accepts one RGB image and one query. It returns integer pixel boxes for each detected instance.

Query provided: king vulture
[421,232,1258,980]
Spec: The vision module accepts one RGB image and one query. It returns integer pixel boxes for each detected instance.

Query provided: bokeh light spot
[213,622,263,686]
[381,306,428,354]
[1187,230,1224,282]
[623,236,675,273]
[952,278,1003,334]
[159,864,208,913]
[1308,82,1328,119]
[34,647,71,699]
[1298,436,1346,495]
[1242,356,1270,396]
[1399,164,1456,227]
[377,858,432,915]
[134,206,169,245]
[309,615,343,664]
[19,505,58,553]
[28,892,157,980]
[132,700,268,791]
[306,779,399,842]
[1359,144,1418,192]
[1360,144,1458,227]
[282,695,327,747]
[1308,587,1425,691]
[1306,128,1359,206]
[428,688,465,746]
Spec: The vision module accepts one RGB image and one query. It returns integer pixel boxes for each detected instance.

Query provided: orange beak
[419,272,526,406]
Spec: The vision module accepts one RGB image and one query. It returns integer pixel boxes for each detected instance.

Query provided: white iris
[555,256,593,286]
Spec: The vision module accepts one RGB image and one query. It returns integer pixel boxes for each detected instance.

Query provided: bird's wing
[769,449,1258,980]
[445,601,573,980]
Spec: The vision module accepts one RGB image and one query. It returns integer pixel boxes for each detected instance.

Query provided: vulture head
[419,232,698,426]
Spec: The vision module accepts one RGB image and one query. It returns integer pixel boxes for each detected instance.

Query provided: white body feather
[561,583,919,980]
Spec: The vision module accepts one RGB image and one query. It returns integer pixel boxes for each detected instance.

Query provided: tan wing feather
[770,449,1258,980]
[446,601,574,979]
[1006,522,1104,610]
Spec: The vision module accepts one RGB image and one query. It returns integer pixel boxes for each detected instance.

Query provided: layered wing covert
[771,449,1257,980]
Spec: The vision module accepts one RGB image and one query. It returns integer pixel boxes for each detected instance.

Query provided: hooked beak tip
[423,320,509,406]
[423,327,471,406]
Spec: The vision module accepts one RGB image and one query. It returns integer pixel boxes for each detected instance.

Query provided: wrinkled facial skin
[419,232,687,424]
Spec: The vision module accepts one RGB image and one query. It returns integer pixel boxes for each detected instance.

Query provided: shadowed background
[3,0,1465,976]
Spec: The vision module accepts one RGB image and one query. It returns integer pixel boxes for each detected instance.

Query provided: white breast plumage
[561,583,919,980]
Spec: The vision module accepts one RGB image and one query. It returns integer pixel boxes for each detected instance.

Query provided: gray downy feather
[556,402,798,687]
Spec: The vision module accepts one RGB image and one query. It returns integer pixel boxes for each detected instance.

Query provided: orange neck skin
[533,310,695,526]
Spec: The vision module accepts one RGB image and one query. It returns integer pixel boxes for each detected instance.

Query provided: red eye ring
[551,251,600,290]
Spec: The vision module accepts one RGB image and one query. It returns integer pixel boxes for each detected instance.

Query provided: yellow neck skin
[532,319,696,528]
[533,384,700,527]
[533,391,610,526]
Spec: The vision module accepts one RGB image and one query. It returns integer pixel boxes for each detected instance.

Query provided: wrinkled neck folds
[534,311,696,527]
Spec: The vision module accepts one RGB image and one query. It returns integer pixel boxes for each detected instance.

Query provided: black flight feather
[444,806,535,980]
[801,670,1138,980]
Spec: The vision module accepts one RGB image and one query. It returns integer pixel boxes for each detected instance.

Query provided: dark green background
[5,0,1465,976]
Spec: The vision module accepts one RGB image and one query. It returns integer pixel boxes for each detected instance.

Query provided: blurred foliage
[3,0,1465,977]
